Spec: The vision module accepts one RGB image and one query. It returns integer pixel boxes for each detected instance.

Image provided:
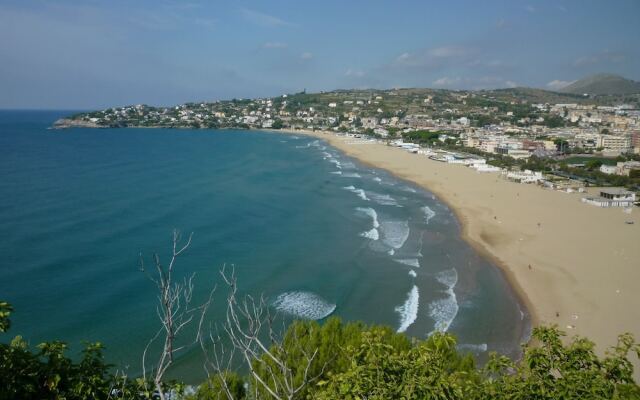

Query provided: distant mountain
[559,74,640,95]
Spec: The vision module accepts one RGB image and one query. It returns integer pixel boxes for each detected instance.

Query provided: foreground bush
[1,301,639,399]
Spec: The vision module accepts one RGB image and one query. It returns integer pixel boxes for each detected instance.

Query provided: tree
[199,267,330,400]
[271,119,284,129]
[139,230,215,400]
[586,159,603,170]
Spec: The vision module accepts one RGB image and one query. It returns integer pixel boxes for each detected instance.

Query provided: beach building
[581,189,637,207]
[472,164,502,173]
[505,169,544,184]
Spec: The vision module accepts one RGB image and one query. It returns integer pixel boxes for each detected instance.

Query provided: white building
[599,164,617,175]
[505,170,543,183]
[582,189,637,207]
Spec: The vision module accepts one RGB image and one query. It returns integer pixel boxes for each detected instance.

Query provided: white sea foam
[457,343,488,353]
[395,285,419,333]
[436,268,458,288]
[355,207,379,228]
[360,228,379,240]
[343,186,369,201]
[341,161,356,169]
[368,192,401,207]
[328,159,342,169]
[408,270,417,277]
[402,186,417,193]
[340,172,361,178]
[379,220,410,251]
[272,291,336,320]
[296,139,316,148]
[330,171,342,175]
[355,208,380,240]
[373,177,382,182]
[393,258,421,268]
[428,268,459,333]
[421,206,436,224]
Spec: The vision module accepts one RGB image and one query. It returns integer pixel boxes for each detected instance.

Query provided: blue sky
[1,0,639,109]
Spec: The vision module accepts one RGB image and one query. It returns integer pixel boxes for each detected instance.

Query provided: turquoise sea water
[0,111,529,382]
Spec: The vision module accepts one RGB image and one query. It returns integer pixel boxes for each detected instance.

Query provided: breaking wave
[355,207,380,240]
[368,192,401,207]
[421,206,436,224]
[360,228,379,240]
[343,186,368,201]
[395,285,419,333]
[393,258,420,268]
[428,268,459,333]
[272,291,336,320]
[340,172,361,178]
[408,270,417,277]
[355,207,379,228]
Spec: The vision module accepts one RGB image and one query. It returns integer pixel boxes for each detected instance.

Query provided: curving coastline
[279,129,640,366]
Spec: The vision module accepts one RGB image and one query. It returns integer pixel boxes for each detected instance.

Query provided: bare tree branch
[140,229,215,400]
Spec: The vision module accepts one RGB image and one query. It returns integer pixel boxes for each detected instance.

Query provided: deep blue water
[0,110,528,382]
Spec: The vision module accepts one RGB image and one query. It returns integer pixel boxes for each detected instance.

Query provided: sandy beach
[284,129,640,362]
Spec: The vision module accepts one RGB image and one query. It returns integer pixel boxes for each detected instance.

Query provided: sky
[1,0,639,109]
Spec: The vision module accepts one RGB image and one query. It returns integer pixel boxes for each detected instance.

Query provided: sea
[0,110,529,382]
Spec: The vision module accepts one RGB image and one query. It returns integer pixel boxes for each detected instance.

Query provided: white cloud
[345,69,365,78]
[240,8,294,27]
[300,52,313,60]
[433,77,461,87]
[525,5,536,13]
[262,41,287,49]
[428,46,469,58]
[393,46,474,69]
[573,50,626,67]
[546,80,574,90]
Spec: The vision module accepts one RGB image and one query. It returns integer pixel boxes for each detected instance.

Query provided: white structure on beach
[472,164,502,173]
[582,189,637,207]
[505,169,544,184]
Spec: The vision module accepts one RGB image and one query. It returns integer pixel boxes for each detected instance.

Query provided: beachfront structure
[581,189,637,207]
[505,170,544,184]
[472,164,502,173]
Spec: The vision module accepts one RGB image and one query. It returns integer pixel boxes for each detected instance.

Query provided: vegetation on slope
[1,300,639,399]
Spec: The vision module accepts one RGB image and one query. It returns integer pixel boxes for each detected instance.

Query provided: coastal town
[58,85,640,207]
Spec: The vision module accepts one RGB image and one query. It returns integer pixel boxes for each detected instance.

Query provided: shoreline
[273,128,535,347]
[276,128,640,362]
[53,124,639,360]
[279,128,537,327]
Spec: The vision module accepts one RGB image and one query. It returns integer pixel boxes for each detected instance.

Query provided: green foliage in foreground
[1,302,639,399]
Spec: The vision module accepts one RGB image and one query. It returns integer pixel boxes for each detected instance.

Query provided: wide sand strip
[284,129,640,360]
